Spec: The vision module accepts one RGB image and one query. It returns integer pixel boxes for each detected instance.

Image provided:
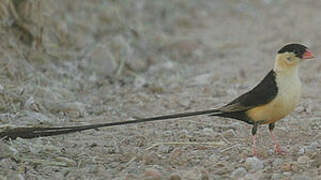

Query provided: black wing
[219,70,278,112]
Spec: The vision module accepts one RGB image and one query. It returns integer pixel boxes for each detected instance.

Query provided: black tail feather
[0,109,219,140]
[209,111,253,125]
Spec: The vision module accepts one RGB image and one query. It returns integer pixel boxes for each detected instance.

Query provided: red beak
[302,49,314,59]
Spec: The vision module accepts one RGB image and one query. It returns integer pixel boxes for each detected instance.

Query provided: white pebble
[272,158,283,168]
[231,167,247,178]
[245,157,264,170]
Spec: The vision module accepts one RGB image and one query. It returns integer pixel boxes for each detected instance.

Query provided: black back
[227,70,278,108]
[211,70,278,124]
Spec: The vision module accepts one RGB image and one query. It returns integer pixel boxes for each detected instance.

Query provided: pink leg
[252,135,257,156]
[269,130,286,154]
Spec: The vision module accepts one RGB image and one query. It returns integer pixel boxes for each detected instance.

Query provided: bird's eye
[287,57,293,61]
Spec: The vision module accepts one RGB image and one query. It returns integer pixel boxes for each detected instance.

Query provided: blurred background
[0,0,321,179]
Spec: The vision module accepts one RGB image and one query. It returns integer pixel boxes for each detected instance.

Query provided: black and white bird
[0,44,314,156]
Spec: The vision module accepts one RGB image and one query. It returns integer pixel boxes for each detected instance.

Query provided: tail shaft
[0,109,219,140]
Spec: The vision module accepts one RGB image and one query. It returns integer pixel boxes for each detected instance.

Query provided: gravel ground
[0,0,321,179]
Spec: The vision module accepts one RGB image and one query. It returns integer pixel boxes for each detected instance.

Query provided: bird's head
[274,43,314,71]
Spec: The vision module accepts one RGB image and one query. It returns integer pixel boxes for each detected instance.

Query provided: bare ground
[0,0,321,179]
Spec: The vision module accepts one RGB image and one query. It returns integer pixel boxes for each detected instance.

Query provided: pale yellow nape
[246,53,302,124]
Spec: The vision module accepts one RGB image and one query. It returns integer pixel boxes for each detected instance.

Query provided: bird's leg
[268,123,286,154]
[251,124,258,156]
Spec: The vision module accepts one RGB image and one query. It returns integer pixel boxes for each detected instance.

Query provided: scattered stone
[55,156,76,166]
[161,61,176,70]
[200,168,210,180]
[271,174,284,180]
[0,84,4,92]
[143,153,158,165]
[281,162,298,172]
[169,173,181,180]
[243,173,256,180]
[134,76,147,88]
[163,131,173,136]
[0,142,13,159]
[24,96,37,111]
[144,168,161,180]
[87,45,117,76]
[126,174,139,180]
[308,142,319,151]
[245,157,264,170]
[272,158,283,168]
[214,167,230,175]
[297,155,310,164]
[292,175,312,180]
[231,167,247,178]
[191,73,213,85]
[213,88,228,97]
[202,127,214,135]
[180,169,203,180]
[158,145,171,153]
[222,129,236,138]
[176,98,190,108]
[311,153,321,167]
[298,147,305,155]
[283,172,292,176]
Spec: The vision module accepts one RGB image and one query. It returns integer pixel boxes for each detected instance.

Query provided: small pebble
[222,129,236,138]
[271,173,284,180]
[134,76,147,88]
[87,45,117,76]
[200,168,210,180]
[244,173,256,179]
[144,168,161,180]
[283,172,292,176]
[158,145,171,153]
[245,157,264,170]
[309,142,319,150]
[231,167,247,178]
[272,158,283,168]
[180,169,204,179]
[281,162,298,172]
[0,84,4,92]
[311,154,321,167]
[163,130,173,136]
[169,174,181,180]
[298,147,305,155]
[297,155,310,164]
[143,153,157,165]
[292,175,312,180]
[202,128,214,135]
[191,73,213,85]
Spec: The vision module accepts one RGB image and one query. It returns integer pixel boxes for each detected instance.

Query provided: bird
[0,43,314,156]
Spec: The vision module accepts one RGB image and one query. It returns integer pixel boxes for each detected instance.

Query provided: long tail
[0,109,220,140]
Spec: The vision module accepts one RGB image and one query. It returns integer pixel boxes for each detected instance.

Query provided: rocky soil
[0,0,320,179]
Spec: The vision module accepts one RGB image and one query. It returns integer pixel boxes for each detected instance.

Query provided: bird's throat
[273,58,299,74]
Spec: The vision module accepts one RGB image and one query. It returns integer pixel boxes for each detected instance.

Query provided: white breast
[274,70,302,115]
[246,68,302,124]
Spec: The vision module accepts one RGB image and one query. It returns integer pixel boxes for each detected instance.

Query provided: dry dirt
[0,0,321,179]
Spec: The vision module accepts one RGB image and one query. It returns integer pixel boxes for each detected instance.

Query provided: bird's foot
[251,134,257,157]
[251,150,264,158]
[275,145,287,155]
[252,147,257,157]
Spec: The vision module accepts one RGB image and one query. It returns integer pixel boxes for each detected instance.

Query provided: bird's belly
[246,77,301,124]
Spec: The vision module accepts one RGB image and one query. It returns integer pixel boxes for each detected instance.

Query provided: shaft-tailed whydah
[0,44,314,156]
